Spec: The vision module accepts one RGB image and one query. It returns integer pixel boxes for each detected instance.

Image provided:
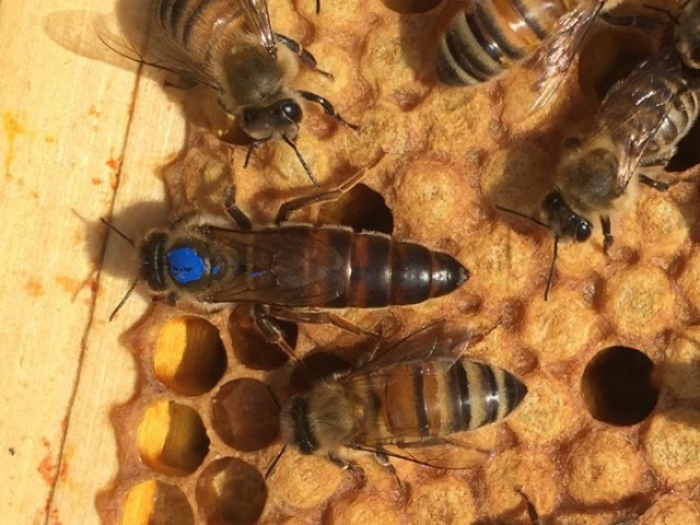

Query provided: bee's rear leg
[253,305,299,361]
[639,173,670,191]
[266,306,378,339]
[601,215,613,254]
[275,169,370,223]
[275,34,333,79]
[328,454,367,485]
[298,90,360,130]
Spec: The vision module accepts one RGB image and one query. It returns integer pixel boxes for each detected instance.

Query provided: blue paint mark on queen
[167,246,207,285]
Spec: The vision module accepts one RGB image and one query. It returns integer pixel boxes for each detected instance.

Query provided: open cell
[121,480,194,525]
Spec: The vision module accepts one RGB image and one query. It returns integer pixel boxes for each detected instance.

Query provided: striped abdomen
[156,0,243,60]
[436,0,566,86]
[351,358,527,442]
[307,228,469,307]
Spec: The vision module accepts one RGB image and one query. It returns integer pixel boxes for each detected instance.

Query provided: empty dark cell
[582,346,658,426]
[318,184,394,235]
[196,457,267,525]
[211,378,281,452]
[229,311,295,370]
[665,121,700,173]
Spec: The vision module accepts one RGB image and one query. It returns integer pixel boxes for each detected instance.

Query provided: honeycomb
[96,0,700,523]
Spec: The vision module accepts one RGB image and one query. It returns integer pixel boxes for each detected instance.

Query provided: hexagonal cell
[154,316,227,396]
[211,378,280,452]
[122,480,194,525]
[582,346,659,426]
[318,183,394,234]
[228,310,295,370]
[137,400,210,476]
[196,457,267,525]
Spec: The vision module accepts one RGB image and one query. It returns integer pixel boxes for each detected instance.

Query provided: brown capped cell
[154,316,227,396]
[268,452,345,510]
[122,480,194,525]
[679,248,700,312]
[645,407,700,484]
[406,475,478,525]
[638,494,700,524]
[327,491,402,525]
[663,327,700,400]
[195,457,267,525]
[522,289,601,364]
[636,191,690,263]
[564,429,652,505]
[508,375,585,446]
[602,266,675,339]
[137,400,210,476]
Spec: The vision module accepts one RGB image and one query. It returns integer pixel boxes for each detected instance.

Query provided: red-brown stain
[30,191,39,200]
[88,279,99,292]
[88,105,100,117]
[26,279,44,296]
[44,134,56,143]
[109,173,119,189]
[37,438,54,485]
[47,507,63,525]
[91,177,102,185]
[55,276,80,295]
[105,156,122,171]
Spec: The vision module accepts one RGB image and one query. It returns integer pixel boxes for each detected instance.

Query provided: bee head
[542,191,593,243]
[280,384,355,455]
[240,99,303,140]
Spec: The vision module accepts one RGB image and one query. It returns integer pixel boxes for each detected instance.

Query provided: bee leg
[601,216,613,254]
[253,305,299,361]
[374,452,405,491]
[223,188,253,230]
[267,307,379,339]
[329,454,367,484]
[298,90,360,130]
[515,489,541,525]
[243,139,271,169]
[275,34,333,79]
[639,173,670,192]
[275,168,370,223]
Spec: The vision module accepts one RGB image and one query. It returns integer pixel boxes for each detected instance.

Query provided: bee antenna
[282,135,320,187]
[109,279,139,321]
[495,205,549,230]
[100,218,135,247]
[642,3,681,24]
[544,236,559,301]
[264,444,287,480]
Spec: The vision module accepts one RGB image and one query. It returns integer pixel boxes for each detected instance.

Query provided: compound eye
[575,221,592,242]
[281,100,302,123]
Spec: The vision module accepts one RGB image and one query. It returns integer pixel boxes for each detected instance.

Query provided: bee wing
[354,436,489,469]
[241,0,277,55]
[529,0,604,113]
[204,227,348,306]
[343,323,475,380]
[592,53,683,194]
[93,9,220,90]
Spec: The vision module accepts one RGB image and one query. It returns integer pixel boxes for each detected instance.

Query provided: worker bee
[279,324,528,469]
[516,49,699,298]
[436,0,625,111]
[101,0,357,186]
[107,172,468,357]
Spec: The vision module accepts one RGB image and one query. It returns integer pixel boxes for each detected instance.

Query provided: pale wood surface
[0,1,183,523]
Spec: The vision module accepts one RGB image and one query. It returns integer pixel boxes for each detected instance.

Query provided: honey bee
[279,325,527,469]
[435,0,623,111]
[108,172,468,357]
[538,49,700,296]
[101,0,357,186]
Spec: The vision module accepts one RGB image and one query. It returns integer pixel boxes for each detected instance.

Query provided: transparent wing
[591,52,683,194]
[242,0,277,55]
[529,0,604,113]
[204,227,347,306]
[354,434,490,469]
[342,323,475,380]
